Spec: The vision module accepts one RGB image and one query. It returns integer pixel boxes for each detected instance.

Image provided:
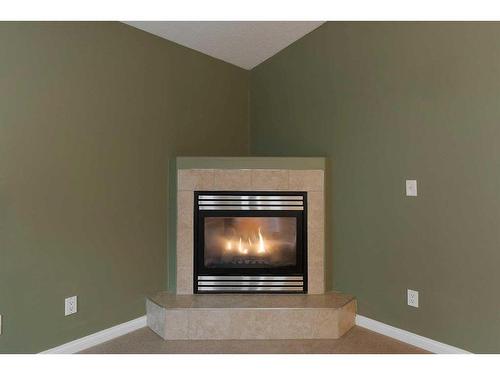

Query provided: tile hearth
[146,292,356,340]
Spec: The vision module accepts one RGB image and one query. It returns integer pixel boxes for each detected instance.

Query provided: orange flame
[257,227,266,254]
[238,237,248,254]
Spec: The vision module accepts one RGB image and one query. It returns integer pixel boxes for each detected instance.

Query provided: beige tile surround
[176,168,325,295]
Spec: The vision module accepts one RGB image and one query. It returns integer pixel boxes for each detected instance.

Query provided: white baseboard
[39,313,469,354]
[356,314,471,354]
[40,316,147,354]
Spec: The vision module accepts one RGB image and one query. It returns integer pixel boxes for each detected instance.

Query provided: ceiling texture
[124,21,325,70]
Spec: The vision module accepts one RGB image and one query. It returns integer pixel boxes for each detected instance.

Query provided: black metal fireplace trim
[193,191,308,294]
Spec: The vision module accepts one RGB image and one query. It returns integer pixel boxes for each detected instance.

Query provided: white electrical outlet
[407,289,419,308]
[65,296,78,316]
[406,179,418,196]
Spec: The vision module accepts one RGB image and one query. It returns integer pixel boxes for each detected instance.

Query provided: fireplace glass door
[204,216,297,269]
[194,191,307,293]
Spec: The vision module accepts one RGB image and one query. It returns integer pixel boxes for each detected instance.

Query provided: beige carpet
[80,326,428,354]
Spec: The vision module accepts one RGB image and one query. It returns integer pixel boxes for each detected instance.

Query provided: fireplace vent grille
[198,194,304,211]
[197,275,304,292]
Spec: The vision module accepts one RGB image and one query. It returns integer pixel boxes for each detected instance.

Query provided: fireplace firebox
[194,191,307,293]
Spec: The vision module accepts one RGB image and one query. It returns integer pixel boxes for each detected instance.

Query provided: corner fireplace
[193,191,307,293]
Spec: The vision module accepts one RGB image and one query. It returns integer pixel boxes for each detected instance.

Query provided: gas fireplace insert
[194,191,307,293]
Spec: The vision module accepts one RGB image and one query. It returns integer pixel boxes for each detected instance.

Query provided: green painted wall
[0,22,249,353]
[250,22,500,353]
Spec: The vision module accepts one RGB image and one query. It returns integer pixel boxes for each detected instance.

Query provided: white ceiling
[124,21,325,70]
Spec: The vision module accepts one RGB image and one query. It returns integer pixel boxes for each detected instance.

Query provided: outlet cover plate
[65,296,78,316]
[407,289,419,308]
